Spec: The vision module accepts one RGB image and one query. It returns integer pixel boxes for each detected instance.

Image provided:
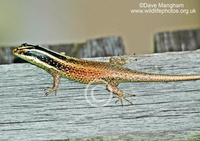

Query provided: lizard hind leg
[106,83,135,106]
[109,53,136,65]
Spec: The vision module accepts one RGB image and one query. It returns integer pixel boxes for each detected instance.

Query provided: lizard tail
[127,71,200,82]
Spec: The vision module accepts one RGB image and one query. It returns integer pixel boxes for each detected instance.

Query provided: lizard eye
[19,43,37,50]
[21,43,28,47]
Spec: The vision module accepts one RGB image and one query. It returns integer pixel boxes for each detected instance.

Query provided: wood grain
[0,51,200,140]
[154,28,200,53]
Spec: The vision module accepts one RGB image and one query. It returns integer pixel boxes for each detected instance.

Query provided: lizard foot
[110,54,136,65]
[113,93,135,106]
[107,83,135,106]
[44,86,57,96]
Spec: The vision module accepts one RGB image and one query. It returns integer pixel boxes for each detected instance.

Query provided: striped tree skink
[13,43,200,105]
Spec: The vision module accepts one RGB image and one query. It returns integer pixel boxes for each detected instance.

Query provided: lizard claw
[114,94,134,106]
[44,86,57,96]
[107,83,135,106]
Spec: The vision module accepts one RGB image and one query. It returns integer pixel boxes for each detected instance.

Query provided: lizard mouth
[13,48,19,54]
[13,48,27,55]
[13,48,17,53]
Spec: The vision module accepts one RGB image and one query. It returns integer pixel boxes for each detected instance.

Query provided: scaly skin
[13,43,200,105]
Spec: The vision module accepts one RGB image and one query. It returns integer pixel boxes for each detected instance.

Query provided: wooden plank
[154,28,200,53]
[0,51,200,140]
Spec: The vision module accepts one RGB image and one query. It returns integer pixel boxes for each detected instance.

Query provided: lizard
[13,43,200,105]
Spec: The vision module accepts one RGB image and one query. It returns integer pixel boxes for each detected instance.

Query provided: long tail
[128,71,200,82]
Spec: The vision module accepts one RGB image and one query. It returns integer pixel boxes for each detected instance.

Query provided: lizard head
[13,43,51,66]
[13,43,37,56]
[13,43,68,69]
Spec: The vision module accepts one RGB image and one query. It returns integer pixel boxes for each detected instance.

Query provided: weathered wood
[0,51,200,140]
[80,36,125,58]
[154,28,200,53]
[0,47,16,64]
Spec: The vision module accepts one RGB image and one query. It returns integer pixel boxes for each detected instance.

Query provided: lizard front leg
[45,68,60,96]
[106,80,135,105]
